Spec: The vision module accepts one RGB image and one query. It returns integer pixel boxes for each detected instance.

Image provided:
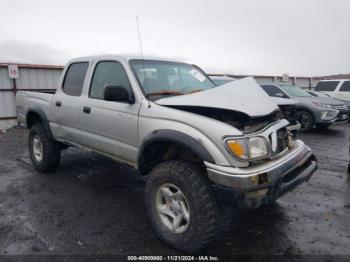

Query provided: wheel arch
[296,106,316,121]
[137,130,215,176]
[26,107,49,129]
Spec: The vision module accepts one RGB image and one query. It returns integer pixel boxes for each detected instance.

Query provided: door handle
[83,106,91,114]
[55,101,62,107]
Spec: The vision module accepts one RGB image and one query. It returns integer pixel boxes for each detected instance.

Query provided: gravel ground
[0,124,349,257]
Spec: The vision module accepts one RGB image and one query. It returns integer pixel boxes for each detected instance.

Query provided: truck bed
[16,91,55,125]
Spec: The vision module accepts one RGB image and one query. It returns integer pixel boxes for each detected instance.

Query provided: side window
[339,81,350,92]
[261,85,287,98]
[62,62,89,96]
[90,61,132,100]
[314,81,339,92]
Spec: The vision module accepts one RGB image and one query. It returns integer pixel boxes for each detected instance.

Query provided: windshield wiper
[146,90,184,98]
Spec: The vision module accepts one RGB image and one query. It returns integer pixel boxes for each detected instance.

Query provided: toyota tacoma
[16,55,317,253]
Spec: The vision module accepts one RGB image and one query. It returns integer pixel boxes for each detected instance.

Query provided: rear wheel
[296,110,314,131]
[29,124,61,172]
[144,160,221,253]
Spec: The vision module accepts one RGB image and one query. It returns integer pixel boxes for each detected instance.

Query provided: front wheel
[296,110,314,131]
[144,160,221,253]
[29,124,61,172]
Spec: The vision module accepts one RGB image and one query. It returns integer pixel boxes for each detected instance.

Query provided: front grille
[268,128,289,155]
[276,129,289,154]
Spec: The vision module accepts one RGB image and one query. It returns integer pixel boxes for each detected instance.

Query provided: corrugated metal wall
[16,68,61,90]
[0,65,62,130]
[210,74,323,89]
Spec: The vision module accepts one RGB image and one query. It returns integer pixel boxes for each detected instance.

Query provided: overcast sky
[0,0,349,76]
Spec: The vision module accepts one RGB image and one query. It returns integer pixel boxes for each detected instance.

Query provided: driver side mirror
[104,85,134,104]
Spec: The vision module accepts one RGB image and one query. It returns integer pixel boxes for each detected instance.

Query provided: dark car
[261,84,349,131]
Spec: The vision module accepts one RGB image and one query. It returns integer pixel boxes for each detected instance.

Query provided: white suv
[314,79,350,103]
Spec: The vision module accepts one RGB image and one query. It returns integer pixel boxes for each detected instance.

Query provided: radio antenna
[136,16,151,107]
[136,16,144,59]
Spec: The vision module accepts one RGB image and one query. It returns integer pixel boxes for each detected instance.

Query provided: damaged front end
[164,105,283,134]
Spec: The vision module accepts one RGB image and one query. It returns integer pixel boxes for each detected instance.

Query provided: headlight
[320,110,338,120]
[225,136,269,160]
[312,102,332,108]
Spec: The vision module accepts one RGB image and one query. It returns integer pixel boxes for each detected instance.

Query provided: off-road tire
[144,160,221,253]
[296,110,314,131]
[29,124,61,172]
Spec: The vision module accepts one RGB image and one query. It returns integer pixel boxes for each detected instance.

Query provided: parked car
[16,55,317,253]
[209,76,300,130]
[314,79,350,103]
[307,90,350,120]
[306,90,331,97]
[261,84,349,131]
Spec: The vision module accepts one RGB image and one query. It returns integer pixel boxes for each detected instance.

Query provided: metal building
[0,63,63,130]
[209,74,324,89]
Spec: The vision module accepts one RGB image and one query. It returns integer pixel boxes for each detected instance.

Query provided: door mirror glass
[104,85,134,103]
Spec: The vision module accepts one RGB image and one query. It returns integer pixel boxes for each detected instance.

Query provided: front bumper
[205,140,317,208]
[335,109,349,123]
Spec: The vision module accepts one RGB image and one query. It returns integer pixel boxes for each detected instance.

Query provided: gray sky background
[0,0,349,76]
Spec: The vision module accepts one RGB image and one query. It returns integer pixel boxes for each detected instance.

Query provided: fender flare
[26,106,49,128]
[137,129,215,171]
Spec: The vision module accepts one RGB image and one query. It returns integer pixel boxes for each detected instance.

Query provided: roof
[68,54,186,64]
[318,79,350,82]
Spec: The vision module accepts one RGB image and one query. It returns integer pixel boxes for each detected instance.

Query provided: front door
[79,60,140,165]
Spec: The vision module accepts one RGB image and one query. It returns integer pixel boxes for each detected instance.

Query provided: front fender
[137,129,215,168]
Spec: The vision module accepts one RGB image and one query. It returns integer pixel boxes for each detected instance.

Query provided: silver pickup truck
[16,55,317,253]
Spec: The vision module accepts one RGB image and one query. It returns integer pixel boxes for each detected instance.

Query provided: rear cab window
[314,81,339,92]
[62,62,89,96]
[339,81,350,92]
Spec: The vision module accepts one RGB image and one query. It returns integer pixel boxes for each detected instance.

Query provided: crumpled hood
[156,77,278,117]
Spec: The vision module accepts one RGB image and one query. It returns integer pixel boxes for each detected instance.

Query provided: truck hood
[156,77,278,117]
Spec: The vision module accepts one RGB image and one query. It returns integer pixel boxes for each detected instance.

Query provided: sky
[0,0,349,76]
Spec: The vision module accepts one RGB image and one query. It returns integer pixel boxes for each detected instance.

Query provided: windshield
[211,79,232,86]
[280,85,312,97]
[130,59,215,99]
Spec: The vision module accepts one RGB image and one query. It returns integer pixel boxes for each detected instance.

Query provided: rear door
[50,62,90,143]
[79,59,140,165]
[337,81,350,102]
